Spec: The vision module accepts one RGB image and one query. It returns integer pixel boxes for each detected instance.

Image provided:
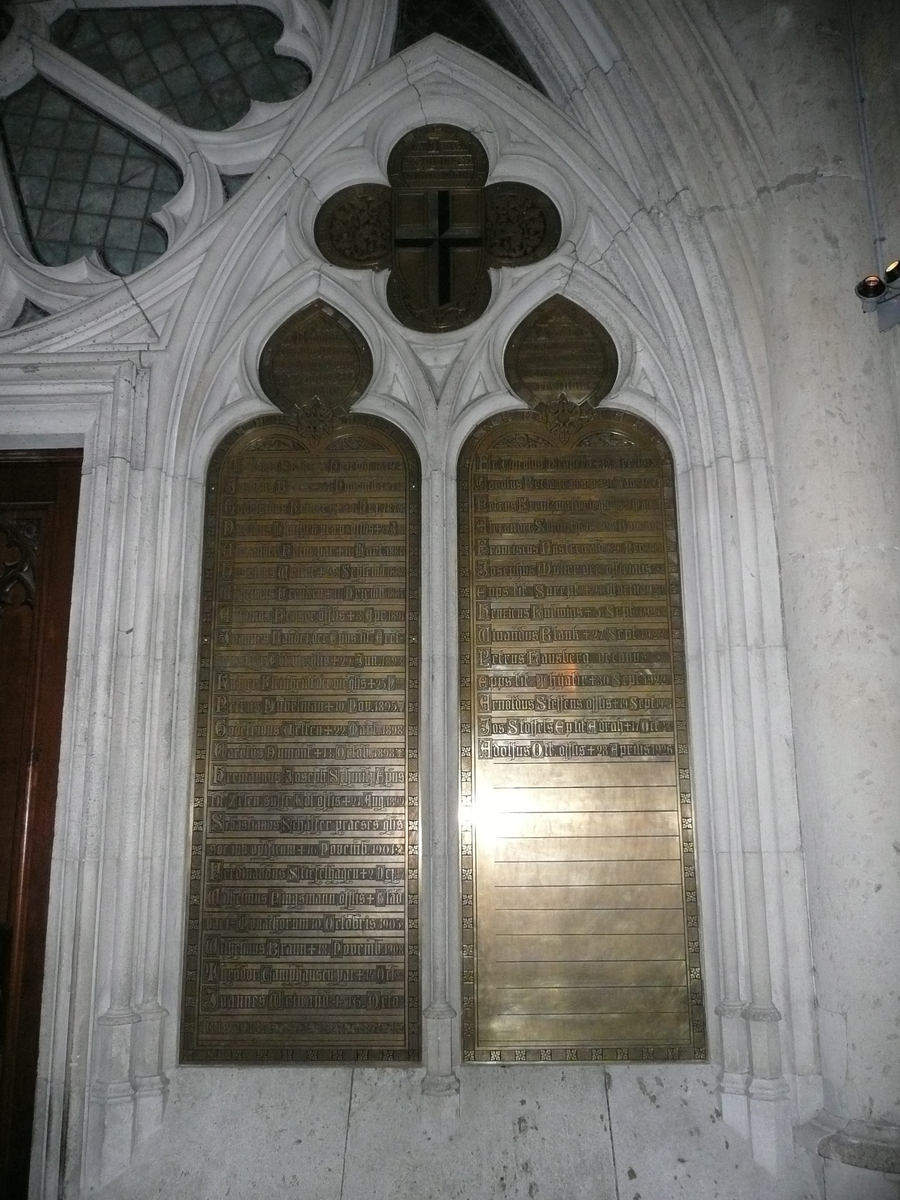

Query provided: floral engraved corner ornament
[257,301,374,444]
[539,392,592,439]
[314,126,561,333]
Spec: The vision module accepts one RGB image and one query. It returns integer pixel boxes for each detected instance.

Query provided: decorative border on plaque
[458,405,706,1063]
[182,413,420,1064]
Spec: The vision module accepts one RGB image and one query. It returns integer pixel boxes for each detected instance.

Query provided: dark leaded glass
[393,0,543,92]
[51,6,311,132]
[12,300,51,328]
[220,172,252,199]
[0,77,181,275]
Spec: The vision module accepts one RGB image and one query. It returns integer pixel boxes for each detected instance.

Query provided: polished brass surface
[458,405,705,1062]
[505,296,619,408]
[182,415,420,1064]
[483,182,561,269]
[314,126,560,335]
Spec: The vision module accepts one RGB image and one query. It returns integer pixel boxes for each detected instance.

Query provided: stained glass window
[0,4,311,279]
[0,78,181,274]
[51,6,311,132]
[393,0,543,92]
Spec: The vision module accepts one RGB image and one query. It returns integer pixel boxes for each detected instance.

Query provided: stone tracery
[0,2,891,1196]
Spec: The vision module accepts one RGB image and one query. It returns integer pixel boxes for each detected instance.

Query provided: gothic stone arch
[0,8,816,1193]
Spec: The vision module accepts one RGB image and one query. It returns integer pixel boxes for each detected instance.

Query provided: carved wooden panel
[0,454,81,1194]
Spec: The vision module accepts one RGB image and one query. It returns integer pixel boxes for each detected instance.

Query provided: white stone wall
[0,1,897,1197]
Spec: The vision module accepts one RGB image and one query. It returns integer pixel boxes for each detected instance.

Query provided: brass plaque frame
[182,414,420,1064]
[458,407,705,1063]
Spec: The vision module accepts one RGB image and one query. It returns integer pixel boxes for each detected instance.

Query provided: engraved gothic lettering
[458,309,704,1063]
[182,305,420,1063]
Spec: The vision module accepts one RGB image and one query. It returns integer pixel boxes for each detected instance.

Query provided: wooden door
[0,454,80,1195]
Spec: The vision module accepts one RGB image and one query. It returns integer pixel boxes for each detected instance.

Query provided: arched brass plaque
[458,406,705,1062]
[182,415,420,1064]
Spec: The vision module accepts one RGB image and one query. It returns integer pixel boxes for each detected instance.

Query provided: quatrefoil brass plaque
[315,126,560,333]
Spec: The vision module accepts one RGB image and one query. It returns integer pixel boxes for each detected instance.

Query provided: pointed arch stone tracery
[5,6,818,1190]
[175,26,813,1163]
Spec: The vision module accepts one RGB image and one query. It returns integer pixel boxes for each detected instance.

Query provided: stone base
[797,1116,900,1200]
[819,1120,900,1176]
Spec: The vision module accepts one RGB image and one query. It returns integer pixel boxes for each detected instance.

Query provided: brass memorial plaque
[258,300,373,421]
[315,126,561,334]
[504,295,618,408]
[182,416,420,1063]
[458,407,705,1062]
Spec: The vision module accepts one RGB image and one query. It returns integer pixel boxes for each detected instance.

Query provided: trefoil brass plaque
[458,406,705,1062]
[182,415,420,1063]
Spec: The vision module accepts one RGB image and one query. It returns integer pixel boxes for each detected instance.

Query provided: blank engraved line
[490,1012,687,1017]
[495,959,683,964]
[486,997,683,1007]
[496,809,675,814]
[493,785,672,791]
[494,877,675,882]
[494,858,678,865]
[491,836,676,841]
[494,960,681,969]
[496,835,681,844]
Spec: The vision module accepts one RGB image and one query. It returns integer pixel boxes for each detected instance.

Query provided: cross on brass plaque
[392,183,485,314]
[315,125,560,333]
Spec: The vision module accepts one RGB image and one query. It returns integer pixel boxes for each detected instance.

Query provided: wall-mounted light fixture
[856,260,900,331]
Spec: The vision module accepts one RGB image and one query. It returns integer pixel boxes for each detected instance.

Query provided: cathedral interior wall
[0,2,897,1198]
